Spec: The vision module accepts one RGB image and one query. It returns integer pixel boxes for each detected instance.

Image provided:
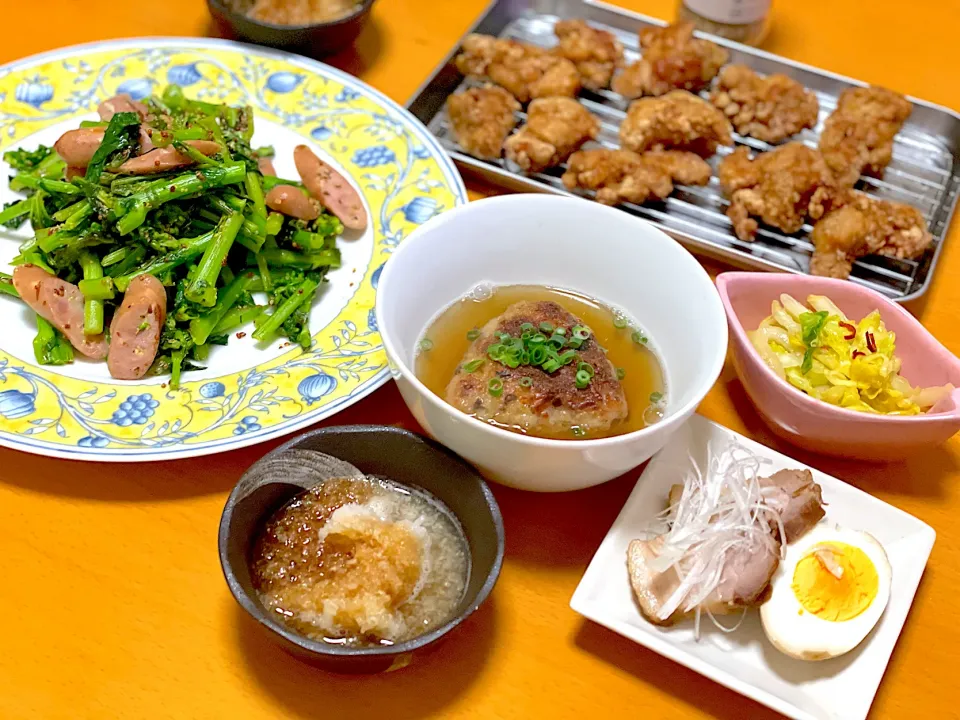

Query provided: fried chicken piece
[454,34,580,103]
[710,65,819,143]
[504,97,599,173]
[612,22,728,99]
[819,85,912,187]
[810,192,931,278]
[553,19,624,91]
[446,86,520,160]
[562,148,710,206]
[620,90,733,157]
[718,143,839,241]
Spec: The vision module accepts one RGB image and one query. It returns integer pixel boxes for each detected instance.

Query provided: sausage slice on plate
[293,144,368,231]
[12,264,108,360]
[108,274,167,380]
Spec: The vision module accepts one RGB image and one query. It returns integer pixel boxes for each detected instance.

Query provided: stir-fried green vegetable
[1,85,344,388]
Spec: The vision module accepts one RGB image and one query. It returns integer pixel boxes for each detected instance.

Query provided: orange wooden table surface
[2,1,960,718]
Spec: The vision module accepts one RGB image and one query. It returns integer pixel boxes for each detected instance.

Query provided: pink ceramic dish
[716,272,960,460]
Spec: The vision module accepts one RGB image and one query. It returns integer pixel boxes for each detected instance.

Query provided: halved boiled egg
[760,523,891,661]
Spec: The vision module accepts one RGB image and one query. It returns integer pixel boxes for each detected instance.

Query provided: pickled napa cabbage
[748,294,953,415]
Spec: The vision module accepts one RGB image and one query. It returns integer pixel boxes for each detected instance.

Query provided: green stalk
[13,175,80,195]
[33,316,74,366]
[245,171,267,242]
[78,251,105,335]
[189,271,259,345]
[101,247,129,267]
[52,198,89,222]
[0,272,19,298]
[115,163,245,235]
[265,212,284,236]
[261,176,305,192]
[113,232,213,291]
[214,303,264,335]
[252,278,318,342]
[106,246,147,280]
[255,247,341,270]
[255,253,273,292]
[172,140,219,167]
[185,210,244,306]
[78,277,115,301]
[0,198,33,226]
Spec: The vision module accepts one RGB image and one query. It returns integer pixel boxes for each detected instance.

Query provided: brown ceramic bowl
[218,424,504,673]
[206,0,375,56]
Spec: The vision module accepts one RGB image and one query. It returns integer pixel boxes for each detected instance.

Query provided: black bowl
[218,424,504,673]
[206,0,375,56]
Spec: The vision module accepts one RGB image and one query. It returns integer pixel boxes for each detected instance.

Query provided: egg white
[760,523,892,661]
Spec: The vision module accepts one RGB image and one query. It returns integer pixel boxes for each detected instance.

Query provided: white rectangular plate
[570,415,935,720]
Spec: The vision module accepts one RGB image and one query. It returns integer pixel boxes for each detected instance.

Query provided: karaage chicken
[562,148,711,206]
[710,65,819,143]
[454,34,580,103]
[818,85,912,187]
[620,90,733,157]
[810,192,931,278]
[718,143,838,241]
[446,85,520,160]
[552,19,624,91]
[612,22,728,99]
[504,97,599,173]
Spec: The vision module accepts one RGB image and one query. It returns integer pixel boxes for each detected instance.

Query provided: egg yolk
[791,542,879,622]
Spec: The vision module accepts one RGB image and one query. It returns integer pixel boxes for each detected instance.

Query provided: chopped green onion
[572,426,586,438]
[488,377,503,397]
[519,377,533,388]
[650,391,663,404]
[466,328,480,341]
[462,358,485,373]
[419,338,434,352]
[572,325,591,341]
[539,321,555,334]
[616,367,626,380]
[528,333,546,345]
[558,349,577,365]
[613,315,628,329]
[520,322,535,333]
[578,362,595,378]
[575,369,591,388]
[567,337,583,350]
[632,330,647,345]
[554,327,567,336]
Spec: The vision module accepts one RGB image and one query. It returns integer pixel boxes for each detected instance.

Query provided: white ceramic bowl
[375,195,727,491]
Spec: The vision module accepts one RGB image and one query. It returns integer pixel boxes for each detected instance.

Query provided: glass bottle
[677,0,772,46]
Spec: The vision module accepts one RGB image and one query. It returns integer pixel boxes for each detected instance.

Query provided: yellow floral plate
[0,38,465,461]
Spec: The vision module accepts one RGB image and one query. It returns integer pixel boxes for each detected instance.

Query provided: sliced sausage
[257,156,277,177]
[12,265,108,360]
[54,127,105,168]
[107,274,167,380]
[265,184,319,220]
[293,145,368,231]
[98,93,149,122]
[117,140,220,175]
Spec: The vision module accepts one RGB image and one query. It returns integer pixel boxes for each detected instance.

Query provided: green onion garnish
[519,377,533,388]
[572,325,591,341]
[631,330,647,345]
[555,327,567,336]
[572,426,586,437]
[578,362,595,378]
[488,378,504,397]
[539,321,555,334]
[419,338,434,352]
[466,328,480,341]
[520,322,536,333]
[463,358,485,373]
[575,370,591,388]
[650,391,663,404]
[613,315,628,329]
[558,349,577,365]
[616,367,626,380]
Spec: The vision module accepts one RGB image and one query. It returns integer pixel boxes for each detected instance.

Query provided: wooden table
[2,1,959,718]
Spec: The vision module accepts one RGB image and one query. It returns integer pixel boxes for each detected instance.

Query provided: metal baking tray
[407,0,960,305]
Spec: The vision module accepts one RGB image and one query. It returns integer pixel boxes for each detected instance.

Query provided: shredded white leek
[646,440,785,637]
